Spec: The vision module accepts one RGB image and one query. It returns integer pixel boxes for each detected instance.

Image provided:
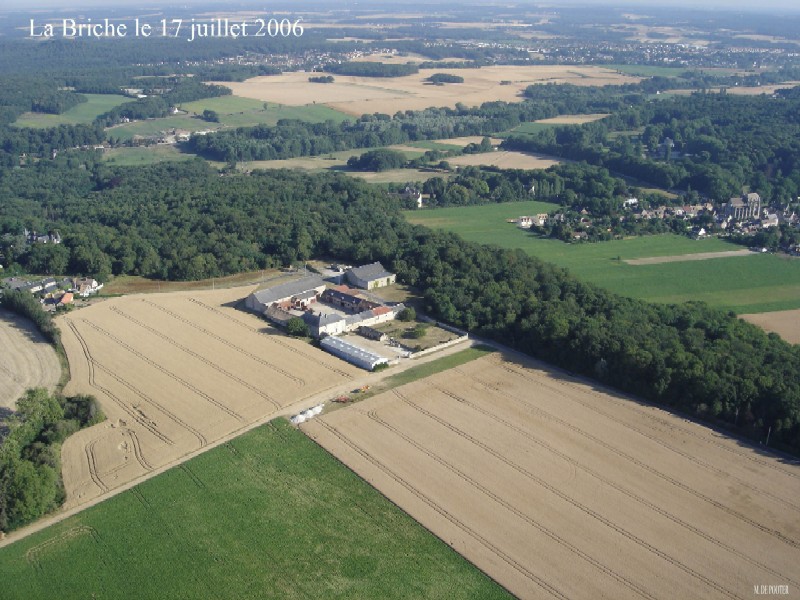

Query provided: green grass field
[0,420,509,600]
[13,94,130,128]
[107,100,351,141]
[180,97,350,128]
[405,202,800,313]
[605,65,688,77]
[102,145,196,166]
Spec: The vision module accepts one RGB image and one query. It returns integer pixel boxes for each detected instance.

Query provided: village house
[72,277,103,297]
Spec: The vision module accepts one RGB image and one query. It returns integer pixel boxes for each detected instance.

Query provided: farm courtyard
[303,351,800,600]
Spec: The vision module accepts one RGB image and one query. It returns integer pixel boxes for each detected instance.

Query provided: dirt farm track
[57,288,360,510]
[304,352,800,600]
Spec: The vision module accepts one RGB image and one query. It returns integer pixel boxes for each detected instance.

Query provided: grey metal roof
[251,276,325,306]
[348,262,392,282]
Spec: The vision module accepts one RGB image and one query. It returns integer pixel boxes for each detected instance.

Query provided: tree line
[1,160,798,454]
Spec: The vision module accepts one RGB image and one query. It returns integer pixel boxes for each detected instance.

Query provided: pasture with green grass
[0,420,509,600]
[13,94,129,128]
[102,145,196,166]
[406,202,800,313]
[180,97,350,128]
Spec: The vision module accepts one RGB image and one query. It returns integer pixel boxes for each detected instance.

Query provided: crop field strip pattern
[391,387,800,589]
[65,319,176,447]
[305,353,800,599]
[81,320,246,422]
[378,392,746,599]
[495,358,800,482]
[367,401,658,600]
[138,299,306,387]
[311,418,568,600]
[110,306,282,410]
[480,360,800,512]
[57,290,359,513]
[449,364,800,553]
[186,297,352,378]
[406,384,800,590]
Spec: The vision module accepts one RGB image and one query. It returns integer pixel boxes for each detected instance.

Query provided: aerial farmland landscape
[1,1,800,599]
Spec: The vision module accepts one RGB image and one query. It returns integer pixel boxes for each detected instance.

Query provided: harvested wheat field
[216,66,640,116]
[303,352,800,600]
[741,309,800,344]
[535,113,610,125]
[0,309,61,410]
[57,287,358,510]
[448,150,561,169]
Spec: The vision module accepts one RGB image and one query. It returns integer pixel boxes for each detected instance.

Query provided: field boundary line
[494,362,800,499]
[311,418,569,600]
[448,368,800,551]
[403,383,800,588]
[369,401,658,600]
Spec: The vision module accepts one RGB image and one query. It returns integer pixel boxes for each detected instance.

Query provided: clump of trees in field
[0,388,103,532]
[326,62,418,77]
[347,149,407,171]
[308,75,334,84]
[427,73,464,84]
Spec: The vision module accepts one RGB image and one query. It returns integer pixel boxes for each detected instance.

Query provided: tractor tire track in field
[25,526,97,570]
[83,321,245,423]
[368,402,658,600]
[140,300,306,386]
[397,390,746,600]
[92,361,207,449]
[186,298,351,378]
[84,439,109,493]
[311,419,569,600]
[489,363,800,512]
[179,464,206,489]
[130,486,151,510]
[0,361,25,386]
[440,373,800,552]
[499,359,800,482]
[66,319,174,446]
[125,428,154,471]
[397,387,800,589]
[111,307,281,411]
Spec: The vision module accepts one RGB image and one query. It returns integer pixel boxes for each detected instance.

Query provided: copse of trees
[308,75,335,84]
[347,149,407,171]
[0,388,103,532]
[326,62,419,77]
[427,73,465,84]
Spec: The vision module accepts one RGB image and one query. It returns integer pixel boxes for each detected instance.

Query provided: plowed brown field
[303,352,800,600]
[58,287,359,510]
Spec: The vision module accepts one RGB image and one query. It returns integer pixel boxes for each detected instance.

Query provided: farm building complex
[244,265,403,370]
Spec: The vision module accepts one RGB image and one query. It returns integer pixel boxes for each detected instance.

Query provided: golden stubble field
[0,309,61,410]
[303,352,800,600]
[57,287,359,510]
[741,309,800,345]
[215,66,640,116]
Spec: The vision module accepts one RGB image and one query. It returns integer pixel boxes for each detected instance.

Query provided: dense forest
[1,160,798,454]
